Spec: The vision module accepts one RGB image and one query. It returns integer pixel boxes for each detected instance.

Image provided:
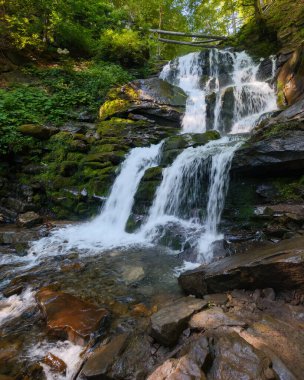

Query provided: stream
[0,49,278,379]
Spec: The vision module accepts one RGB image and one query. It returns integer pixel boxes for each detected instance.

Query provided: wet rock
[208,333,276,380]
[189,306,246,330]
[43,353,67,374]
[18,124,59,140]
[277,45,304,106]
[81,334,129,379]
[16,212,43,228]
[36,288,109,345]
[121,266,145,284]
[150,297,207,346]
[3,284,24,298]
[109,333,157,379]
[179,237,304,297]
[232,129,304,176]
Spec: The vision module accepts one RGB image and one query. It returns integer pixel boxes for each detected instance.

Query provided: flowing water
[0,49,278,379]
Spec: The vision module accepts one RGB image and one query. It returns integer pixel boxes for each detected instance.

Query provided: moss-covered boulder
[99,78,186,126]
[18,124,59,140]
[126,166,163,232]
[160,131,221,166]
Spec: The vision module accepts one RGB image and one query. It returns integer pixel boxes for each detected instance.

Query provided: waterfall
[30,143,162,255]
[29,48,277,264]
[161,50,277,135]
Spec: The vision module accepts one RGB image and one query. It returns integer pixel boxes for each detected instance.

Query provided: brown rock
[36,288,109,345]
[208,333,275,380]
[203,293,228,306]
[148,336,209,380]
[147,356,206,380]
[189,307,246,330]
[81,334,128,379]
[16,212,43,228]
[179,237,304,297]
[43,353,67,374]
[277,45,304,106]
[150,297,207,346]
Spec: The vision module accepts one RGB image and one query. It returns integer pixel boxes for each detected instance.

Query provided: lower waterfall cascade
[30,49,278,264]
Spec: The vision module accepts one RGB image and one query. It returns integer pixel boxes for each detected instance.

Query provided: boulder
[207,333,276,380]
[18,124,59,140]
[147,336,209,380]
[277,44,304,106]
[189,307,246,330]
[99,78,186,125]
[81,334,129,379]
[232,129,304,175]
[179,237,304,297]
[16,211,43,228]
[150,297,207,346]
[36,288,109,345]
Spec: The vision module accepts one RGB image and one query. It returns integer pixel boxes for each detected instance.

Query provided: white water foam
[0,287,35,325]
[29,143,162,257]
[28,340,83,380]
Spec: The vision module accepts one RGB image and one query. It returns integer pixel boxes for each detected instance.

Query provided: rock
[208,333,276,380]
[81,334,129,379]
[16,212,43,228]
[256,57,275,82]
[18,124,59,140]
[36,288,109,345]
[147,336,209,380]
[109,333,156,379]
[263,288,276,301]
[43,353,67,374]
[121,265,145,284]
[99,78,186,124]
[150,297,207,346]
[203,293,228,306]
[189,307,246,330]
[277,45,304,106]
[3,284,24,298]
[232,129,304,175]
[179,237,304,297]
[147,356,206,380]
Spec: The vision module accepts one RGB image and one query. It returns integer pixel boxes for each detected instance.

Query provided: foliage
[0,61,132,154]
[98,29,150,67]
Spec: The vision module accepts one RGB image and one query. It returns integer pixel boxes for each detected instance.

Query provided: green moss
[273,176,304,201]
[99,99,131,120]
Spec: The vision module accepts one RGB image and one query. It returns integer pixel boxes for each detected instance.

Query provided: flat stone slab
[81,334,128,379]
[36,288,109,345]
[179,237,304,297]
[189,307,246,330]
[150,297,207,346]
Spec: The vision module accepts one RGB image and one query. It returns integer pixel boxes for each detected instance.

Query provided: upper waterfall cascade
[29,49,277,264]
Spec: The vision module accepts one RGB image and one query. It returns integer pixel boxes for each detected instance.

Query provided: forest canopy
[0,0,267,60]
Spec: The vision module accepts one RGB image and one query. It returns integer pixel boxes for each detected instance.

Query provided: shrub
[98,29,150,67]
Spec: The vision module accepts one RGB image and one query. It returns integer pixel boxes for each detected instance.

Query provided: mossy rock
[69,139,89,153]
[85,152,125,165]
[142,166,163,181]
[18,124,59,140]
[60,161,78,177]
[83,161,113,170]
[99,99,131,121]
